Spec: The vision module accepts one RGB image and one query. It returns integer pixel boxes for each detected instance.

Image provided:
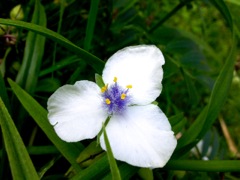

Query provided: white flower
[47,45,177,168]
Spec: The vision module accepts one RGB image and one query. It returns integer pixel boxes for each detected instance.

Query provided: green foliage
[0,98,39,179]
[15,0,46,94]
[0,0,240,179]
[102,123,121,180]
[8,78,83,172]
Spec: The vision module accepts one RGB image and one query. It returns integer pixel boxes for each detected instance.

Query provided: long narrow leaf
[149,0,194,33]
[175,37,236,154]
[8,78,82,172]
[16,0,46,94]
[0,72,11,112]
[0,98,39,179]
[84,0,100,51]
[0,18,104,73]
[103,163,138,180]
[52,0,65,77]
[72,155,109,180]
[210,0,233,31]
[165,160,240,172]
[103,125,121,180]
[39,56,80,77]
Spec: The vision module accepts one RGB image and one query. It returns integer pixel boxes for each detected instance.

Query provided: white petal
[102,45,164,105]
[100,104,177,168]
[47,80,107,142]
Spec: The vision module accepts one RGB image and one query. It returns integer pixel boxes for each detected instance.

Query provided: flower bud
[0,25,7,36]
[10,4,24,20]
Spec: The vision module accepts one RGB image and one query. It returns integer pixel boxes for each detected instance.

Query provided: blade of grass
[39,56,80,77]
[0,18,104,73]
[102,163,138,180]
[52,0,65,78]
[168,113,186,134]
[0,72,11,112]
[181,68,199,106]
[103,123,121,180]
[0,98,39,179]
[39,155,61,179]
[175,36,236,155]
[209,0,233,31]
[76,141,104,167]
[27,146,58,155]
[16,0,46,94]
[149,0,195,33]
[8,78,82,172]
[71,155,109,180]
[169,112,184,127]
[165,160,240,172]
[84,0,100,51]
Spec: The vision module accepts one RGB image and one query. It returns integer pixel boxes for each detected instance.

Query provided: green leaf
[76,141,104,168]
[169,113,186,134]
[175,36,236,155]
[209,0,233,31]
[181,69,200,106]
[0,98,39,179]
[27,146,58,155]
[35,78,60,93]
[95,74,105,88]
[8,78,82,172]
[149,0,195,33]
[172,118,187,135]
[84,0,100,51]
[165,160,240,172]
[0,19,104,73]
[0,72,11,112]
[39,56,80,77]
[103,124,122,180]
[16,0,46,94]
[72,155,109,180]
[226,0,240,6]
[51,0,65,74]
[103,163,138,180]
[38,156,61,179]
[169,112,184,127]
[138,168,153,180]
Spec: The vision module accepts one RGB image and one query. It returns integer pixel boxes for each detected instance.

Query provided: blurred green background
[0,0,240,179]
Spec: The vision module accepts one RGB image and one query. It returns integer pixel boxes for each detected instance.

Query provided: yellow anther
[121,93,126,100]
[105,98,111,105]
[113,77,117,82]
[126,85,132,89]
[101,84,108,93]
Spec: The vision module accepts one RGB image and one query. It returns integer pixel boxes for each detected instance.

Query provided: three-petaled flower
[47,45,177,168]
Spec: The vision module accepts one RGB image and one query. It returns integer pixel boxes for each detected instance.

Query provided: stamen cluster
[101,77,131,115]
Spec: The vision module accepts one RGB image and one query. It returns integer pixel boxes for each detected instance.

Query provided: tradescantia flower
[47,45,177,168]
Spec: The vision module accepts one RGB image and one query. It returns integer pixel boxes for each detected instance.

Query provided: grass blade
[0,72,11,112]
[0,18,104,73]
[72,124,122,180]
[165,160,240,172]
[72,155,109,180]
[209,0,233,31]
[103,124,121,180]
[16,0,46,94]
[8,78,82,172]
[149,0,194,33]
[39,56,80,77]
[52,0,65,77]
[175,37,236,155]
[103,163,138,180]
[84,0,100,51]
[0,98,39,179]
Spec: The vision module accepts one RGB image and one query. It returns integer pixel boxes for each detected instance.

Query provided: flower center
[101,77,132,115]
